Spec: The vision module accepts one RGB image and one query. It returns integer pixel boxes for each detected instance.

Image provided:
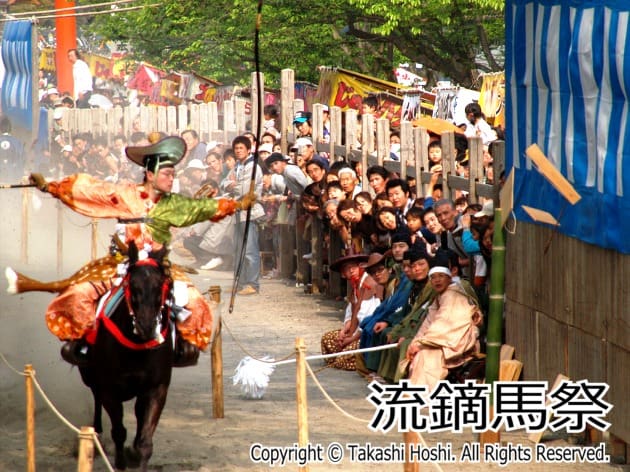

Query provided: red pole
[54,0,77,96]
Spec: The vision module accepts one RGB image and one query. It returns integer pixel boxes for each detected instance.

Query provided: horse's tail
[5,267,69,294]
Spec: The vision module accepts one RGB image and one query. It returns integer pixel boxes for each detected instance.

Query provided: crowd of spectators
[24,96,502,386]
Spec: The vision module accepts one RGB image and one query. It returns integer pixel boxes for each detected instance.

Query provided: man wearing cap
[358,251,413,376]
[405,258,483,390]
[41,87,60,108]
[26,134,254,366]
[265,152,308,198]
[293,111,313,138]
[305,155,329,183]
[321,253,382,370]
[179,159,208,197]
[293,136,318,166]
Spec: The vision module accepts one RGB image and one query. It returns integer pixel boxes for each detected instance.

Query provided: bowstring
[229,0,264,313]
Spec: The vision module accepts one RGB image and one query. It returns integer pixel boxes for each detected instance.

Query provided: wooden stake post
[77,426,95,472]
[209,286,224,419]
[25,364,35,472]
[295,337,309,472]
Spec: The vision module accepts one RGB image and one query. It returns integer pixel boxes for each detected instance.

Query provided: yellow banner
[40,48,56,72]
[478,72,505,128]
[321,70,379,110]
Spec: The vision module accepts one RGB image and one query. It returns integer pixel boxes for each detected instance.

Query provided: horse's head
[124,242,171,342]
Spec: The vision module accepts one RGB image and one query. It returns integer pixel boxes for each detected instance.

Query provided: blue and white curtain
[1,20,34,130]
[507,0,630,253]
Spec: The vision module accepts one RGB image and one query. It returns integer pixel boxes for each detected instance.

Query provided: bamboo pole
[485,207,505,386]
[480,208,505,447]
[209,286,224,419]
[25,364,35,472]
[295,337,309,472]
[77,426,95,472]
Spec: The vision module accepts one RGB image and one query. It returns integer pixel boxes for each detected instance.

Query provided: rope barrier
[0,353,115,472]
[304,360,445,472]
[0,352,27,376]
[222,321,449,472]
[221,317,296,364]
[304,361,370,423]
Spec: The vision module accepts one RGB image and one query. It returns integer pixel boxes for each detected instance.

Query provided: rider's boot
[60,339,89,367]
[173,334,199,368]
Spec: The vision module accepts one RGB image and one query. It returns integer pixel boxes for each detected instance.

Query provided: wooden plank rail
[32,67,630,454]
[52,67,503,307]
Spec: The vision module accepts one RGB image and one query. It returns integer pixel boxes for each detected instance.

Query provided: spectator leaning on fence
[434,198,470,280]
[305,155,329,184]
[366,165,390,195]
[181,129,207,166]
[293,111,313,138]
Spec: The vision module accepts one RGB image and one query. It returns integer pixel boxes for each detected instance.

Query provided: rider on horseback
[26,133,255,367]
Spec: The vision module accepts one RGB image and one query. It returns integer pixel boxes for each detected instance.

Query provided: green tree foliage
[346,0,504,86]
[25,0,504,88]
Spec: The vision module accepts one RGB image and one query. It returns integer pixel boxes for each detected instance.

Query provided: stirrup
[60,340,89,368]
[173,336,199,368]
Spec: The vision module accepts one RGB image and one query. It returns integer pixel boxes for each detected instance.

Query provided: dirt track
[0,190,625,471]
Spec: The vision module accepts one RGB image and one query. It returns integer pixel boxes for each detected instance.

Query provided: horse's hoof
[124,446,141,468]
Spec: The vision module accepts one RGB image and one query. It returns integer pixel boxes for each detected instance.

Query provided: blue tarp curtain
[506,0,630,253]
[1,20,34,131]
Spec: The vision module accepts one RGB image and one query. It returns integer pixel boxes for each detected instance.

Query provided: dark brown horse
[79,242,173,471]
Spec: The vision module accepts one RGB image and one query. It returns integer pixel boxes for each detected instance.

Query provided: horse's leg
[102,398,127,470]
[92,393,103,435]
[132,384,169,471]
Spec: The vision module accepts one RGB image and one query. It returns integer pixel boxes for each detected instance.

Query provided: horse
[78,241,174,471]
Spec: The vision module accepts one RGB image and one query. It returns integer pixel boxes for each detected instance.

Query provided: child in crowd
[428,141,443,172]
[326,181,346,201]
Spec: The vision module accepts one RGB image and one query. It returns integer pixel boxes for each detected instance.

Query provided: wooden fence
[37,67,630,456]
[52,68,502,297]
[505,222,629,450]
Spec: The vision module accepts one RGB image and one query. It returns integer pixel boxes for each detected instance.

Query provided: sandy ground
[0,190,627,471]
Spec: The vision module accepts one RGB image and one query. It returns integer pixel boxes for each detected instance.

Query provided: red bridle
[110,257,172,350]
